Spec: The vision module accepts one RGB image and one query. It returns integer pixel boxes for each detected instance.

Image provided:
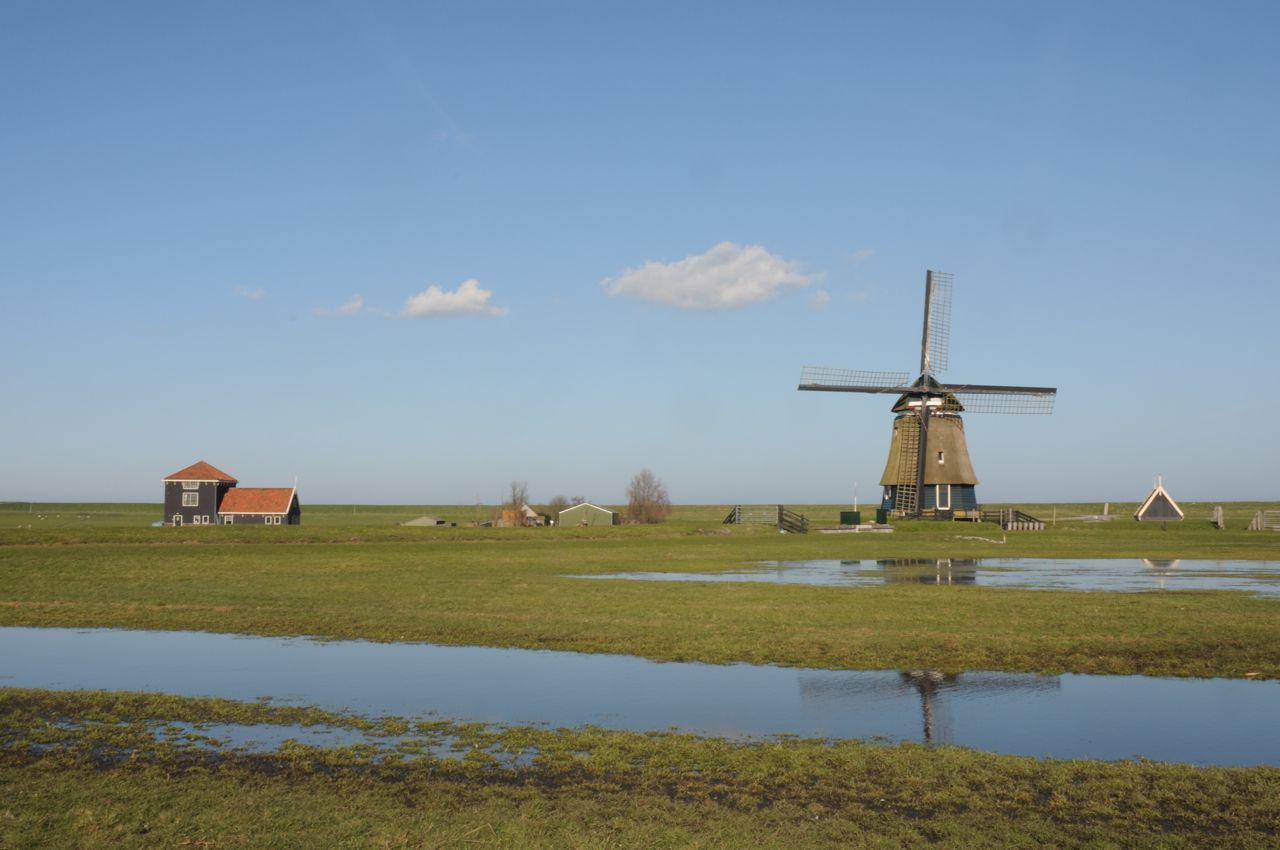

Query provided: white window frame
[172,514,183,526]
[202,515,210,524]
[224,516,234,525]
[182,492,199,507]
[181,481,200,490]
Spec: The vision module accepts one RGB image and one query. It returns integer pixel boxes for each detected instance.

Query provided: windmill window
[182,492,199,507]
[937,451,945,464]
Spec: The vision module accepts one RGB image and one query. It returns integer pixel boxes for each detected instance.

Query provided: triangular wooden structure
[1134,476,1184,522]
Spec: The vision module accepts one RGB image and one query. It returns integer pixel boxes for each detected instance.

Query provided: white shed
[558,502,618,527]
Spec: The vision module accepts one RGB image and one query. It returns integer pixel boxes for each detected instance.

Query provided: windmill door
[935,485,954,519]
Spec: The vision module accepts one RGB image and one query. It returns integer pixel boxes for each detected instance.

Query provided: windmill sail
[798,367,912,393]
[947,389,1056,415]
[920,270,953,375]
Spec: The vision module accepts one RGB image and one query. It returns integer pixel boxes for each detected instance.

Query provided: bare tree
[544,495,570,520]
[506,481,528,511]
[503,481,529,527]
[626,468,671,524]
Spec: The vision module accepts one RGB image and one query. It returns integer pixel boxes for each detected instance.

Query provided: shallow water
[576,558,1280,595]
[3,627,1278,765]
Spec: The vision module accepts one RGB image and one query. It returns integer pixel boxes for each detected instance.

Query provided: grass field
[3,501,1279,847]
[2,498,1277,530]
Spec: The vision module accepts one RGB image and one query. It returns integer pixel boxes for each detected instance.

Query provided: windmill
[798,271,1056,520]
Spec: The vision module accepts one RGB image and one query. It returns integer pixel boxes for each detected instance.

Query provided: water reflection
[797,669,1058,745]
[1141,559,1181,590]
[578,558,1280,595]
[876,559,978,586]
[2,627,1278,765]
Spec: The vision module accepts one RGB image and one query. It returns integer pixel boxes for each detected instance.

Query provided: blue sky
[2,1,1278,505]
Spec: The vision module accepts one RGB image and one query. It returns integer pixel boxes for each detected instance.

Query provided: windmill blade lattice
[950,391,1056,415]
[799,367,913,392]
[923,271,953,374]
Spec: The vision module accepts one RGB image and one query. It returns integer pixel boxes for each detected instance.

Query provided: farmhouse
[558,502,618,527]
[163,461,300,526]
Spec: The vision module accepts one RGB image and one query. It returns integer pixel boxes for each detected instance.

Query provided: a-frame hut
[1134,476,1184,522]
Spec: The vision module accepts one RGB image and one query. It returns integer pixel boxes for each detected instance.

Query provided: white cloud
[315,295,368,317]
[400,279,507,318]
[811,289,831,308]
[235,286,267,301]
[601,242,811,310]
[851,248,875,266]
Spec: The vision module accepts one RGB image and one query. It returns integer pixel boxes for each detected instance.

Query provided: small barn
[558,502,618,527]
[1135,476,1184,522]
[501,504,544,527]
[218,487,300,525]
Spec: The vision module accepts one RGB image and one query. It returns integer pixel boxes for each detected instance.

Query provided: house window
[202,516,210,524]
[224,516,234,525]
[182,492,199,507]
[182,481,199,490]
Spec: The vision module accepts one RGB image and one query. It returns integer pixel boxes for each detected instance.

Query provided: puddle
[161,721,408,753]
[30,719,523,765]
[156,722,523,763]
[2,627,1278,765]
[577,558,1280,595]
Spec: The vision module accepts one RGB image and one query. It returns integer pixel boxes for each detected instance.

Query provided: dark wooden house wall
[163,481,232,526]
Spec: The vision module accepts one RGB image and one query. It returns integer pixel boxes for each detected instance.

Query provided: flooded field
[576,558,1280,595]
[3,626,1278,765]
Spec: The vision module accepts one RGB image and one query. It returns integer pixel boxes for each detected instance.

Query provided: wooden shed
[1135,476,1184,522]
[558,502,618,527]
[218,487,301,525]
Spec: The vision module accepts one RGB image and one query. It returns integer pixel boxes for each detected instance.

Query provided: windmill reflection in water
[799,668,1060,745]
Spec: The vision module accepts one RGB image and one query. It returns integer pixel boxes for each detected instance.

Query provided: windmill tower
[798,271,1057,520]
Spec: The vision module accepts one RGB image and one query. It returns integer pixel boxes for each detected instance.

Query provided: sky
[2,1,1278,506]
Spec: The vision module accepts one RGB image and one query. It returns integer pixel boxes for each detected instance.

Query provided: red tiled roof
[164,461,237,483]
[219,487,295,515]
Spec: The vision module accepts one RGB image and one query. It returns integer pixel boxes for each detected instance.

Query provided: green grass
[4,688,1279,849]
[3,503,1280,847]
[3,498,1276,530]
[1,502,1278,677]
